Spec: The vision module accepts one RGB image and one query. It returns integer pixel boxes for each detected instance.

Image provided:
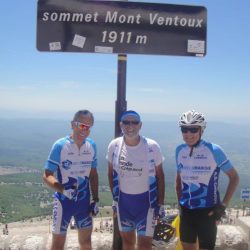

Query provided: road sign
[241,188,250,200]
[37,0,207,56]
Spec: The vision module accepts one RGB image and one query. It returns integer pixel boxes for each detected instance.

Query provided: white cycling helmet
[179,110,206,130]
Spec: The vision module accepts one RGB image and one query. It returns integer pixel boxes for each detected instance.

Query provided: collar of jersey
[67,135,86,144]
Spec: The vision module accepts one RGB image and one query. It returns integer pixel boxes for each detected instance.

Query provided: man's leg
[50,233,67,250]
[78,227,92,250]
[137,235,152,250]
[136,205,154,250]
[197,212,217,250]
[120,231,136,250]
[181,242,198,250]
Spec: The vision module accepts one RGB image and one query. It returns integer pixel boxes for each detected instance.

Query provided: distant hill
[0,118,249,201]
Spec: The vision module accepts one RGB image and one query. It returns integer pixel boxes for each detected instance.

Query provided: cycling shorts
[180,206,217,250]
[52,197,92,234]
[116,191,155,237]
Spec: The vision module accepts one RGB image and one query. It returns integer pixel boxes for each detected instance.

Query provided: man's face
[120,115,141,140]
[71,114,93,141]
[181,126,202,146]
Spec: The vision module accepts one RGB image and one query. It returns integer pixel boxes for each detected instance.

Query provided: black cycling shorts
[180,206,217,250]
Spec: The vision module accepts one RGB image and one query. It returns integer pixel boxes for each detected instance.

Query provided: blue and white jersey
[176,139,233,209]
[45,135,97,201]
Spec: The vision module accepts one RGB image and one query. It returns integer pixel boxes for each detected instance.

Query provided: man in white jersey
[107,110,165,250]
[43,110,99,250]
[175,110,239,250]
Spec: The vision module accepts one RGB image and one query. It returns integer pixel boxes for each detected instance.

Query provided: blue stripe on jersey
[86,138,97,168]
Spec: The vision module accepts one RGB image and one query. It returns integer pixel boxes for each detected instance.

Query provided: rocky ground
[0,216,113,250]
[0,214,249,250]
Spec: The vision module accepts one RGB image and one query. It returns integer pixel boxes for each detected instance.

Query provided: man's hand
[90,201,99,216]
[208,203,226,220]
[154,204,165,219]
[62,178,78,201]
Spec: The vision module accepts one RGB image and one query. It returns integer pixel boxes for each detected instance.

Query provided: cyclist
[175,110,239,250]
[107,110,165,250]
[43,110,99,250]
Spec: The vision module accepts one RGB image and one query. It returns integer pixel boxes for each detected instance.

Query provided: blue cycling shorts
[52,197,92,234]
[116,191,155,237]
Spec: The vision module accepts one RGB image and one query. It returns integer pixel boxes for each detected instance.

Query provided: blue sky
[0,0,249,122]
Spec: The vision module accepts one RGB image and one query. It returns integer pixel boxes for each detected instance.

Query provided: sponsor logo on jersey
[121,219,133,227]
[62,160,72,170]
[177,163,183,171]
[194,154,207,160]
[82,150,91,155]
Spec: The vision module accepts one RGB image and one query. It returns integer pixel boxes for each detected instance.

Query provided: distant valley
[0,118,249,222]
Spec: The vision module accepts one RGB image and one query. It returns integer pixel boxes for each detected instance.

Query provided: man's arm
[222,167,239,206]
[155,163,165,205]
[89,168,99,201]
[175,172,182,202]
[208,167,239,220]
[43,170,64,193]
[108,161,113,193]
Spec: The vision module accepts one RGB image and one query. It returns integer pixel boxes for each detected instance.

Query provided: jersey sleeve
[106,139,116,163]
[175,144,185,173]
[149,139,164,166]
[44,139,64,172]
[212,143,233,172]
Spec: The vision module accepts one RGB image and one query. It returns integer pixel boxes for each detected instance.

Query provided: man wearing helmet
[175,110,239,250]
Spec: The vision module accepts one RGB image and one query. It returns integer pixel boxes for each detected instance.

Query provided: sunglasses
[74,121,91,131]
[181,127,200,133]
[122,120,140,125]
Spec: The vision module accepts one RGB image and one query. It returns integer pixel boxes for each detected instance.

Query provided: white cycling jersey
[176,139,233,209]
[107,136,163,200]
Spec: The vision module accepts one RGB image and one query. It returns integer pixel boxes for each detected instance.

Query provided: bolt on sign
[37,0,207,57]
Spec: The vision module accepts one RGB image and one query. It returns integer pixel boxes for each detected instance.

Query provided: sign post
[113,53,127,249]
[115,54,127,137]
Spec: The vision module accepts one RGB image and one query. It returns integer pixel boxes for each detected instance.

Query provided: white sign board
[241,188,250,200]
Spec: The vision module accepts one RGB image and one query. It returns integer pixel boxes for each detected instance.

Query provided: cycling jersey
[107,136,163,205]
[45,135,97,201]
[176,139,233,209]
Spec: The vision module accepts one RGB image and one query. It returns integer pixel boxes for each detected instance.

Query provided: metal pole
[113,54,127,250]
[115,54,127,137]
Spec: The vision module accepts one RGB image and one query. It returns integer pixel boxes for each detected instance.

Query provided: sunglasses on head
[181,127,200,133]
[122,120,140,125]
[74,121,91,131]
